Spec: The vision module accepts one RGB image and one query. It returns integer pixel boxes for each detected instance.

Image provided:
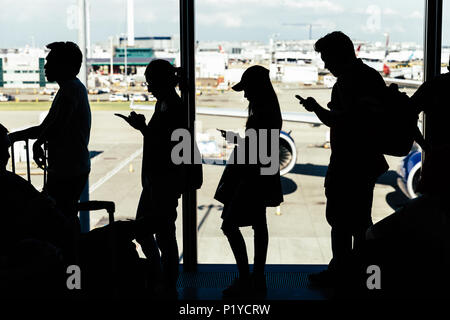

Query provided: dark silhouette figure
[0,123,68,297]
[8,42,91,224]
[214,65,283,298]
[298,32,389,286]
[363,145,450,298]
[116,59,201,299]
[411,57,450,154]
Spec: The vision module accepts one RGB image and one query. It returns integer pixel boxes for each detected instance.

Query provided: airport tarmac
[0,88,409,265]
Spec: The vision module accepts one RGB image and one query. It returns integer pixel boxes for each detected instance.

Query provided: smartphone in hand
[295,94,305,103]
[217,128,227,137]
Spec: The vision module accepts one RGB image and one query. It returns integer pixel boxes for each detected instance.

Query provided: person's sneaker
[308,269,336,287]
[223,277,250,298]
[250,273,267,298]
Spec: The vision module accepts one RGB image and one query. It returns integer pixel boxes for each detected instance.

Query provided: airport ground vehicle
[130,93,148,102]
[0,93,14,101]
[109,93,130,102]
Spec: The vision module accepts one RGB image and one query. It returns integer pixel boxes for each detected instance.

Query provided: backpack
[364,83,422,157]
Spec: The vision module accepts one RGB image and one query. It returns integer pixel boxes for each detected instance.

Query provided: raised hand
[32,142,46,169]
[115,111,146,131]
[222,130,242,145]
[296,94,320,112]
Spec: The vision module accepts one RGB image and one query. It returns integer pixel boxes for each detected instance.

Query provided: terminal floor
[176,264,333,300]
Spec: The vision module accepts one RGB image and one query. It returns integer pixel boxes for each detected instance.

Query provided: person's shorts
[136,183,180,233]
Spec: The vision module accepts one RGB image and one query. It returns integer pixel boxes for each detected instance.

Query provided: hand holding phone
[115,112,146,131]
[295,94,305,103]
[296,94,318,112]
[217,128,227,138]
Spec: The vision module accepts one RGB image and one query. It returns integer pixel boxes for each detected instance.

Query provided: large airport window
[193,0,426,265]
[443,2,450,69]
[0,0,435,268]
[0,0,180,258]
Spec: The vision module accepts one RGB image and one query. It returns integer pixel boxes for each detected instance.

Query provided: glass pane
[195,0,425,265]
[0,0,180,254]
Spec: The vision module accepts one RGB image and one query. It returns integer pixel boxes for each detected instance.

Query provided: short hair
[46,42,83,77]
[145,59,180,87]
[314,31,356,61]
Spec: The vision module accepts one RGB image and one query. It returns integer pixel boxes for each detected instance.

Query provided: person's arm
[410,81,429,114]
[298,96,345,127]
[32,88,78,167]
[115,112,147,135]
[8,126,42,142]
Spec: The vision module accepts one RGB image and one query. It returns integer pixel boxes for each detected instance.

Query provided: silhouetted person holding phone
[215,66,283,298]
[297,32,388,287]
[8,42,91,224]
[116,59,192,299]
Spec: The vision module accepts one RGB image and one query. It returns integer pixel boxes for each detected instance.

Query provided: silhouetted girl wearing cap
[215,65,283,298]
[116,59,188,298]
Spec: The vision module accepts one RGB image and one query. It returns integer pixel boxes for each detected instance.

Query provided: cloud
[408,10,423,19]
[312,19,337,30]
[199,0,343,13]
[283,0,343,13]
[383,8,398,16]
[197,12,243,28]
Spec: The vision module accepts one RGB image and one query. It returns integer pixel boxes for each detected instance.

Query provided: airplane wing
[131,101,322,125]
[384,77,422,88]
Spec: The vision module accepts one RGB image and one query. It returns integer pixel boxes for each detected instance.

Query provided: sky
[0,0,448,48]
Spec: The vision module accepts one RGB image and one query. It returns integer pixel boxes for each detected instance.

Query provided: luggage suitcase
[9,138,124,298]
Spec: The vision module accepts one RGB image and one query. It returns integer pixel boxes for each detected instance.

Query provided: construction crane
[281,23,318,40]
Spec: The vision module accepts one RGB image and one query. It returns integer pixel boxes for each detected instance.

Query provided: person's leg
[352,182,375,253]
[252,208,268,275]
[325,188,353,273]
[222,224,250,279]
[329,227,353,273]
[47,173,87,215]
[251,210,269,296]
[135,187,163,283]
[45,173,87,264]
[155,219,179,290]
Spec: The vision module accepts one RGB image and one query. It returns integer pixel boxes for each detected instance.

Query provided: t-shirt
[42,78,91,177]
[141,92,186,191]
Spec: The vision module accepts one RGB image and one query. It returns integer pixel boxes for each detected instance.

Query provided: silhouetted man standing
[298,32,388,286]
[9,42,91,223]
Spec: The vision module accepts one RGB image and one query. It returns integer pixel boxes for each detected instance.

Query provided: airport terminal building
[0,48,47,88]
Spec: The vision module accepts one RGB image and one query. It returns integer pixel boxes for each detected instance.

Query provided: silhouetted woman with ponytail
[116,59,187,298]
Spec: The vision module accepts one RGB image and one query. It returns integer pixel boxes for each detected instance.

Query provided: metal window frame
[423,0,443,160]
[179,0,443,270]
[180,0,198,272]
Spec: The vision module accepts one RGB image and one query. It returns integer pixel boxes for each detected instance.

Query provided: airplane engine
[398,150,421,198]
[279,131,297,176]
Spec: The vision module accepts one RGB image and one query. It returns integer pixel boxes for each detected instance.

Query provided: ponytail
[173,67,182,87]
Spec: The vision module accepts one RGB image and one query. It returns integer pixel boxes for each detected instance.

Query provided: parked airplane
[397,148,422,199]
